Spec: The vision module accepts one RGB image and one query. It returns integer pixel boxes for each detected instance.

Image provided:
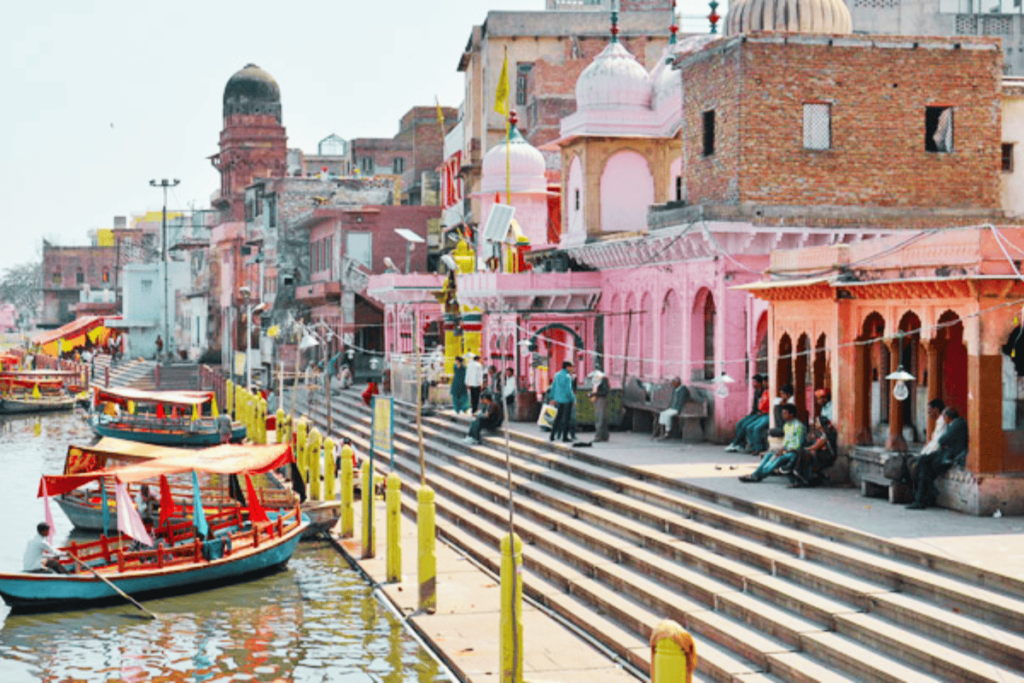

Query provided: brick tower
[210,64,288,221]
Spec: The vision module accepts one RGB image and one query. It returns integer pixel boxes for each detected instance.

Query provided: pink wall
[600,151,654,233]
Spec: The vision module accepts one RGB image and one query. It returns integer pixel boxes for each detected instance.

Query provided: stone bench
[860,473,913,504]
[622,377,707,440]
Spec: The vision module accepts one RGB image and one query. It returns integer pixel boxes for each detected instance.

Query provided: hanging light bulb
[714,370,735,398]
[885,367,915,402]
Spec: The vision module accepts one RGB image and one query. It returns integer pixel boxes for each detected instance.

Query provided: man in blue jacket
[548,361,576,443]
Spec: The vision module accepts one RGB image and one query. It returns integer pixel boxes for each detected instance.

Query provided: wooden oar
[66,551,157,619]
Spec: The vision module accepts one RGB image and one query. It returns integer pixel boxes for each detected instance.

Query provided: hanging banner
[234,352,247,377]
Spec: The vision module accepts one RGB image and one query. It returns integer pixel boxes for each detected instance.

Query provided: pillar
[926,338,944,441]
[886,340,907,452]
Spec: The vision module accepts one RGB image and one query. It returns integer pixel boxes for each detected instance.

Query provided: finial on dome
[669,1,679,46]
[610,9,620,43]
[509,109,518,129]
[709,0,721,34]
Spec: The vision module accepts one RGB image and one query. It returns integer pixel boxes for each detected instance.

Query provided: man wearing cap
[725,374,767,452]
[466,354,484,413]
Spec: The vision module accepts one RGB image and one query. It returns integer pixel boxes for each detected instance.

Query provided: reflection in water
[0,413,448,682]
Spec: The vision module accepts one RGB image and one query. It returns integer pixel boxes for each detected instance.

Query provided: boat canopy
[62,438,192,475]
[93,386,215,407]
[31,315,121,357]
[41,443,294,497]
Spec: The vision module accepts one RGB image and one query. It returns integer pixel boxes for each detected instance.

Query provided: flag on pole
[494,53,510,117]
[115,482,153,547]
[191,470,209,539]
[435,96,446,130]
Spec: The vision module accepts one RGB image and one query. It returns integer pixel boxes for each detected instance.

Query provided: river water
[0,412,450,683]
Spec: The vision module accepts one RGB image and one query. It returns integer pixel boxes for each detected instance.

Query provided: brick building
[40,241,117,328]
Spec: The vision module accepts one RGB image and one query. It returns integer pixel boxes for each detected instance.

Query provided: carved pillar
[886,339,907,452]
[853,336,872,445]
[925,338,944,441]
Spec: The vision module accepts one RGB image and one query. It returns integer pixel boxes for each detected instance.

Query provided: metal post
[149,179,179,362]
[246,301,252,391]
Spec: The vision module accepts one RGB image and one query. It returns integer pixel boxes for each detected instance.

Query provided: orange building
[743,227,1024,516]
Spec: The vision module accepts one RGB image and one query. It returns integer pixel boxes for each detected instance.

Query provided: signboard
[233,351,247,377]
[371,395,394,461]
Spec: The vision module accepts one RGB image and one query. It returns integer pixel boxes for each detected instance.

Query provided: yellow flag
[494,53,510,117]
[211,395,220,418]
[435,96,445,130]
[32,384,40,399]
[192,403,199,422]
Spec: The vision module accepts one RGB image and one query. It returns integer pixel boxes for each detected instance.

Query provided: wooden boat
[0,443,305,613]
[54,439,296,533]
[89,387,246,446]
[0,370,81,415]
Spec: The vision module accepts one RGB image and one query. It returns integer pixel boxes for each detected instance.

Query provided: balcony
[295,280,342,305]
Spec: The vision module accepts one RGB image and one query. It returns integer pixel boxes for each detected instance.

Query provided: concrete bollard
[275,408,286,444]
[295,419,308,483]
[308,428,322,501]
[340,446,354,538]
[650,619,697,683]
[418,485,437,614]
[323,437,336,503]
[361,460,375,558]
[257,398,267,444]
[386,473,402,582]
[500,532,524,683]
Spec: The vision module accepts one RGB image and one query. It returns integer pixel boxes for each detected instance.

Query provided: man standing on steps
[548,361,576,443]
[466,354,484,413]
[589,368,610,442]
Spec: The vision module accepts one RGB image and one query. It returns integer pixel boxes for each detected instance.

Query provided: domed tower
[211,64,288,221]
[479,118,551,250]
[725,0,851,35]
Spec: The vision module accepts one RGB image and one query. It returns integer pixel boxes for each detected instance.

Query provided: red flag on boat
[244,474,270,524]
[171,406,179,420]
[158,474,178,527]
[156,404,166,419]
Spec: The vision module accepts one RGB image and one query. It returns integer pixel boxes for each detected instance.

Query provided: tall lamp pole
[149,179,180,362]
[240,286,252,391]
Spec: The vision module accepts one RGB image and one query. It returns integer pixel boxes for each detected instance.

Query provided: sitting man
[465,393,504,445]
[790,412,837,487]
[23,522,70,574]
[746,383,795,455]
[908,406,968,510]
[725,374,767,452]
[654,378,689,440]
[739,403,805,483]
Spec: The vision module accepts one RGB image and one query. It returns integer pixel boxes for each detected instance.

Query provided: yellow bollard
[296,419,308,483]
[226,380,234,417]
[361,460,375,558]
[324,437,336,502]
[341,445,354,538]
[418,485,437,614]
[500,532,524,683]
[386,473,402,582]
[650,619,697,683]
[235,385,243,423]
[276,408,286,444]
[308,428,322,501]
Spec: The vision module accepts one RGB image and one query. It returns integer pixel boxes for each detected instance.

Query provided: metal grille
[852,0,898,7]
[803,103,831,151]
[985,16,1012,35]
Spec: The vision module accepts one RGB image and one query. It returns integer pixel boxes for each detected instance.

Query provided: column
[886,340,907,452]
[925,338,944,441]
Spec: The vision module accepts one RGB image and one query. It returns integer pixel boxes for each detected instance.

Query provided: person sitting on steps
[739,403,805,483]
[908,406,968,510]
[725,374,767,452]
[464,393,504,445]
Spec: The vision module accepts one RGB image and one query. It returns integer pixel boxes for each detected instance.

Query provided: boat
[54,439,297,533]
[0,443,306,613]
[0,370,81,415]
[88,387,246,446]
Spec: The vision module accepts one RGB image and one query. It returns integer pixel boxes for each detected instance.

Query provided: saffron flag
[158,474,178,528]
[494,53,510,117]
[114,482,153,547]
[191,470,209,539]
[435,96,445,130]
[211,395,219,418]
[244,474,270,524]
[42,479,56,546]
[32,384,41,399]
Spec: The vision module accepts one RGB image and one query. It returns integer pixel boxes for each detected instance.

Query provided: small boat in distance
[0,442,305,613]
[0,370,81,415]
[89,387,246,446]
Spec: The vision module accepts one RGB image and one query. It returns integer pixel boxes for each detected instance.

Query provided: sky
[0,0,720,274]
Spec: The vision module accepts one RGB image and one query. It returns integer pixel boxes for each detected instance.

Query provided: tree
[0,261,42,325]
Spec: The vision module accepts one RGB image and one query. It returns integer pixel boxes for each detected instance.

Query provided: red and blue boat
[89,387,246,446]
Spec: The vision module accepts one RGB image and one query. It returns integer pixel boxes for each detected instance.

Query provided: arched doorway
[609,294,622,379]
[856,312,886,445]
[662,291,683,379]
[755,312,769,377]
[795,333,811,423]
[777,333,794,393]
[640,292,654,378]
[937,310,968,415]
[691,288,716,382]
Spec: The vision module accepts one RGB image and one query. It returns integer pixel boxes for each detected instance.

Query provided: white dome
[651,35,722,115]
[481,127,547,194]
[726,0,852,35]
[576,41,653,111]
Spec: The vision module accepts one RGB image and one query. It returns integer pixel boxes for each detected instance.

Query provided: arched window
[703,294,716,380]
[625,293,638,378]
[662,291,682,379]
[691,288,715,382]
[640,292,653,377]
[608,294,622,378]
[600,151,655,233]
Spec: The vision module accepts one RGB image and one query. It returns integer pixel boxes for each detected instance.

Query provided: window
[1003,143,1015,172]
[326,236,333,277]
[803,103,831,150]
[360,156,374,174]
[675,177,683,202]
[76,270,84,285]
[575,189,580,211]
[141,279,152,293]
[516,63,534,107]
[52,270,61,285]
[925,106,954,153]
[703,294,716,381]
[393,157,405,174]
[347,232,372,269]
[702,110,715,157]
[102,270,109,283]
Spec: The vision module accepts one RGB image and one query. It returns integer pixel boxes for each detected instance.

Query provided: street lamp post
[149,179,180,362]
[394,228,426,274]
[240,286,252,391]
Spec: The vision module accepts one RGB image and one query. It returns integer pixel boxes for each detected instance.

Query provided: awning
[32,316,121,356]
[94,387,214,407]
[62,438,192,475]
[40,443,294,497]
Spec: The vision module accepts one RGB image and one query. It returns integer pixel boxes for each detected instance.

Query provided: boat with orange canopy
[0,369,80,415]
[89,386,246,445]
[0,442,306,613]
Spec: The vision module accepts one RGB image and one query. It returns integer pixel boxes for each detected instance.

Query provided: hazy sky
[0,0,718,274]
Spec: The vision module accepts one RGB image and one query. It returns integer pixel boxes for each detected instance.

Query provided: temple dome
[481,127,547,194]
[576,41,653,111]
[223,64,282,122]
[726,0,852,35]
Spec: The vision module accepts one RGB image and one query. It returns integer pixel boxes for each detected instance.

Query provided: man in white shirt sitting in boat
[23,523,69,574]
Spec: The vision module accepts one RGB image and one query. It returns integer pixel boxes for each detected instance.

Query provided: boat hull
[89,417,247,446]
[0,523,305,612]
[0,397,76,415]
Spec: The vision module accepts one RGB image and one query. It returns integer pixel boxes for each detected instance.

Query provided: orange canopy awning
[94,387,214,407]
[31,316,121,356]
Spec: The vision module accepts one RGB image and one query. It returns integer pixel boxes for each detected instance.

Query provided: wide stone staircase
[88,355,201,392]
[290,387,1024,683]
